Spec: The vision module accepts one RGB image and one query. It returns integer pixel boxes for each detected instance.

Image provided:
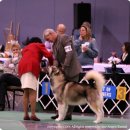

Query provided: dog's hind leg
[55,103,68,121]
[95,105,104,124]
[89,101,104,124]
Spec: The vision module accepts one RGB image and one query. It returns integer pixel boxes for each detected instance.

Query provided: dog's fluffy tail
[83,70,105,92]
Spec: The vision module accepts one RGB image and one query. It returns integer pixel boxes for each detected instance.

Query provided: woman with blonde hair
[74,24,98,66]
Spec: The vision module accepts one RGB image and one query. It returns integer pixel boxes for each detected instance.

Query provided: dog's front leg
[55,103,68,121]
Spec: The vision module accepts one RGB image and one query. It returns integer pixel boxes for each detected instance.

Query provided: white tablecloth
[82,63,130,73]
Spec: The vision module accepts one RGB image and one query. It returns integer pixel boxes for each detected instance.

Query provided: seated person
[0,44,8,58]
[120,42,130,64]
[0,43,21,111]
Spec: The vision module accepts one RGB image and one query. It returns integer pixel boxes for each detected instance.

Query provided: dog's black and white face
[48,66,66,87]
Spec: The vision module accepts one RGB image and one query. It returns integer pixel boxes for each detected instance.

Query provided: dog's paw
[55,118,63,121]
[93,120,102,124]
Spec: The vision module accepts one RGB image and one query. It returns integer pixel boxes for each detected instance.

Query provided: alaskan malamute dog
[48,66,105,123]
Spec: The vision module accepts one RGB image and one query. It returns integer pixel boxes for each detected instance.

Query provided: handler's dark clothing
[53,34,82,81]
[0,73,21,110]
[52,34,82,119]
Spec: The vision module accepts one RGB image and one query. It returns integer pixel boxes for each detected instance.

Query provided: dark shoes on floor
[51,114,58,119]
[51,114,72,120]
[24,116,40,121]
[64,115,72,120]
[24,116,30,120]
[0,105,5,111]
[30,116,40,121]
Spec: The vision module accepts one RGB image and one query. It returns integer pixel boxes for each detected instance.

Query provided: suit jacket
[53,34,81,79]
[18,43,53,79]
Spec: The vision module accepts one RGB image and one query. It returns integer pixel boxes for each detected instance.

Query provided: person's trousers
[66,105,74,117]
[0,73,21,107]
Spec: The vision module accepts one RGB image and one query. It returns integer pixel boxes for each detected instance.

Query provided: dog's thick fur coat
[49,66,105,123]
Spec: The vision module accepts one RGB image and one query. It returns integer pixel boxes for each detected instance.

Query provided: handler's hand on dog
[41,67,48,73]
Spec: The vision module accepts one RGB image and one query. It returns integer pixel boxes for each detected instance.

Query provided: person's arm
[62,36,74,67]
[73,39,81,56]
[40,44,53,65]
[84,39,98,58]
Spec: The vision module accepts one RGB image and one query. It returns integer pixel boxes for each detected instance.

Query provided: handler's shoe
[23,116,30,120]
[51,114,58,119]
[64,115,72,120]
[51,114,72,120]
[30,116,40,121]
[0,105,5,111]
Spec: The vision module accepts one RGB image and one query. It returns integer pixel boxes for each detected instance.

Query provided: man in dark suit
[43,28,82,120]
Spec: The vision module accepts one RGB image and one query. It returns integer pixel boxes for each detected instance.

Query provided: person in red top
[18,37,53,121]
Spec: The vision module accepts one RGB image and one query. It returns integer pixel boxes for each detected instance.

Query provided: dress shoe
[23,116,30,120]
[51,114,72,120]
[0,105,5,111]
[51,114,58,119]
[30,116,40,121]
[64,115,72,120]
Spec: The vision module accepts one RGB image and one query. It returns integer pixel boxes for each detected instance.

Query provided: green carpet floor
[0,111,129,130]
